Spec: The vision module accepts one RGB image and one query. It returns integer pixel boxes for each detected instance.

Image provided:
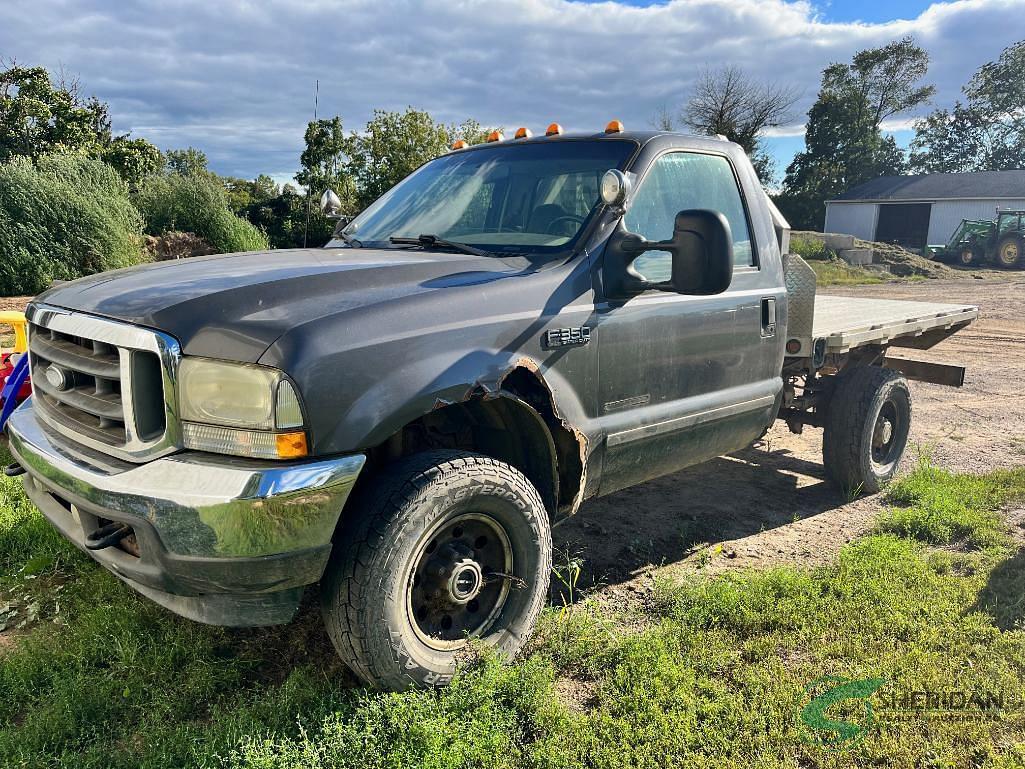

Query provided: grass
[809,258,888,286]
[1,443,1024,767]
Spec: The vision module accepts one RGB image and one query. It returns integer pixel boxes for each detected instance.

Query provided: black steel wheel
[321,450,551,690]
[407,512,513,650]
[823,366,912,495]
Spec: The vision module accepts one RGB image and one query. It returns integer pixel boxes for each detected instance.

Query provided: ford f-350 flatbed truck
[5,127,976,690]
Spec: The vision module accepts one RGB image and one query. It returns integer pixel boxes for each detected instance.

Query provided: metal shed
[824,170,1025,250]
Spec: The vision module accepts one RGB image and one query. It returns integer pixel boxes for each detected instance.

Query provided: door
[596,151,781,495]
[875,203,932,249]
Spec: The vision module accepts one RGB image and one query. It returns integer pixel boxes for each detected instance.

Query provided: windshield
[338,139,636,256]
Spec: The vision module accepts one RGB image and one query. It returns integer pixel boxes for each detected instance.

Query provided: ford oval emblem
[45,365,70,391]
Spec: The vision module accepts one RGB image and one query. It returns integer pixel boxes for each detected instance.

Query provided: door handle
[761,297,777,337]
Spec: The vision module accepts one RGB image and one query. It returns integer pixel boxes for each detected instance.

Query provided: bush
[788,234,836,261]
[0,154,146,296]
[135,173,269,254]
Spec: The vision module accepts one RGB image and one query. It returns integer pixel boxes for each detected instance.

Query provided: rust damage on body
[385,361,587,518]
[494,360,587,517]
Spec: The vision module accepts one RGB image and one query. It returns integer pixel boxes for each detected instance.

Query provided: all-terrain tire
[321,450,552,690]
[996,235,1024,269]
[822,366,911,495]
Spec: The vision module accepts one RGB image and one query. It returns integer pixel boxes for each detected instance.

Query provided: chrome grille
[26,304,182,462]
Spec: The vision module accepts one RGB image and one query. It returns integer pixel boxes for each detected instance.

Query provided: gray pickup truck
[5,127,977,690]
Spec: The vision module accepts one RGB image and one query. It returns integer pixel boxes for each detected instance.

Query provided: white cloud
[0,0,1020,178]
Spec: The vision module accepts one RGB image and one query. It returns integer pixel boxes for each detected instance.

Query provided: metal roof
[829,170,1025,203]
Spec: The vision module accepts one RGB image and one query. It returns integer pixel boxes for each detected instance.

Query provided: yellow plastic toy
[0,311,28,354]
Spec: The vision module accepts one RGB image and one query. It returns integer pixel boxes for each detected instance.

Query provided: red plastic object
[0,353,31,404]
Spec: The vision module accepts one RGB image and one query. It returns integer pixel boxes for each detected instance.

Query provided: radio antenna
[303,79,319,248]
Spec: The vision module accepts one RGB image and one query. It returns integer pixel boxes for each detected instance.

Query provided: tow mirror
[605,209,734,298]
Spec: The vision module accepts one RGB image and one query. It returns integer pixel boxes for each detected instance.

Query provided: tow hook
[3,463,25,477]
[86,521,133,551]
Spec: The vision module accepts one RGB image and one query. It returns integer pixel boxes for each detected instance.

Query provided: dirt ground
[555,271,1025,601]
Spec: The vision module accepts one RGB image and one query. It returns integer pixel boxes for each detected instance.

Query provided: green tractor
[927,210,1025,269]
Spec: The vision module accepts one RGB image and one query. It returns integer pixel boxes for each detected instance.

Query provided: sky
[1,0,1021,188]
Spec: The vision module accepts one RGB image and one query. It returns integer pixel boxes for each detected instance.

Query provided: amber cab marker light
[450,139,468,150]
[545,122,564,136]
[514,127,532,139]
[605,119,625,134]
[276,431,308,459]
[486,130,504,143]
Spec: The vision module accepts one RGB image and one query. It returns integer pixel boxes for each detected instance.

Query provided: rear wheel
[822,366,912,495]
[996,235,1024,269]
[321,450,552,690]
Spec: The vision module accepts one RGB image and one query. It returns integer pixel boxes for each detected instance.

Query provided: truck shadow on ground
[233,443,852,683]
[971,546,1025,631]
[551,443,851,600]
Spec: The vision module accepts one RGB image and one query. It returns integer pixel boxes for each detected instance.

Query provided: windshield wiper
[389,234,490,257]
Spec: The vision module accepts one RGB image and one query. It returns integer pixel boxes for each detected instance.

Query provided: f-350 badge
[542,327,591,349]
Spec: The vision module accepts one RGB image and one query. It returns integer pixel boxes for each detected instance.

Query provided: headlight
[178,358,307,459]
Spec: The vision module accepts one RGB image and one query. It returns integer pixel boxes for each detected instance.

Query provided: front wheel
[822,366,912,495]
[958,247,977,266]
[321,450,552,690]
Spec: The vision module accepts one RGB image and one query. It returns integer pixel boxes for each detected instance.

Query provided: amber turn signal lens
[605,119,624,134]
[545,122,563,136]
[450,139,468,150]
[275,431,308,459]
[486,130,504,142]
[514,127,532,139]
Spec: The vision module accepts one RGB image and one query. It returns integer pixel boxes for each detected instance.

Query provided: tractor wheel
[996,235,1024,269]
[958,248,977,267]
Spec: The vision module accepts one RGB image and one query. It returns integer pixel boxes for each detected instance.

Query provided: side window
[624,152,754,283]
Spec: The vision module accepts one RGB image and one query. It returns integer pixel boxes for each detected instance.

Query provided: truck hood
[35,248,531,362]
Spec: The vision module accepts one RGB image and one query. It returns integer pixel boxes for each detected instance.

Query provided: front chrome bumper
[6,399,366,625]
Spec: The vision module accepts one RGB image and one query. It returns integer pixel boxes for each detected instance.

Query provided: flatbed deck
[813,296,979,353]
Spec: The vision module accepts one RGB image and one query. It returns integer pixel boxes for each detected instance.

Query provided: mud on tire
[822,365,912,495]
[321,450,552,690]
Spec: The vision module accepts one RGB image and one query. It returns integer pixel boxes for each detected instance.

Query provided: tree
[778,37,933,230]
[163,147,209,176]
[297,108,497,222]
[296,117,353,206]
[343,107,452,210]
[0,62,161,187]
[448,118,494,147]
[910,40,1025,173]
[824,37,935,128]
[650,105,678,132]
[99,136,163,188]
[0,64,109,162]
[683,66,799,184]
